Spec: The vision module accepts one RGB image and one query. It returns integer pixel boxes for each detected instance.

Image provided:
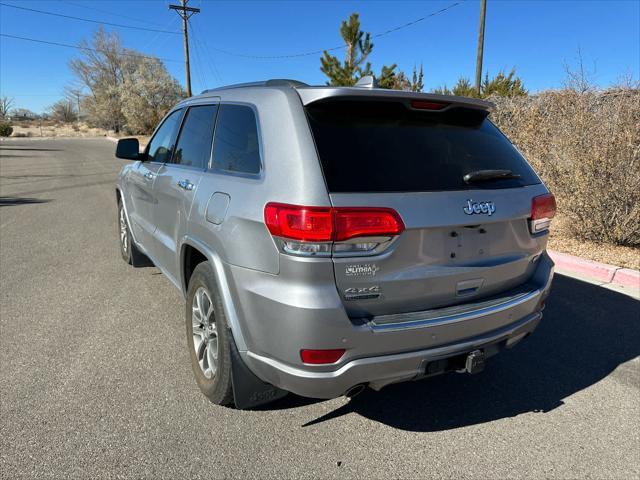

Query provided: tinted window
[212,104,261,175]
[147,109,183,163]
[306,101,541,192]
[173,105,217,169]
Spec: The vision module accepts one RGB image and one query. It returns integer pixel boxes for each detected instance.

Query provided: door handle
[144,171,155,180]
[177,179,194,191]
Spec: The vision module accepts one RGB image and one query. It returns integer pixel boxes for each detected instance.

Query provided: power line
[0,2,181,35]
[201,1,464,60]
[187,18,207,93]
[0,33,181,63]
[141,16,182,51]
[61,1,173,29]
[188,18,223,85]
[372,1,464,39]
[1,0,465,70]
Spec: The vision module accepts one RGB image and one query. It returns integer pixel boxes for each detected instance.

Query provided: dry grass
[491,88,640,248]
[549,215,640,270]
[9,120,111,138]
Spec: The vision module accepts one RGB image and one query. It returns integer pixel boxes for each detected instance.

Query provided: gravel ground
[548,216,640,270]
[1,138,639,479]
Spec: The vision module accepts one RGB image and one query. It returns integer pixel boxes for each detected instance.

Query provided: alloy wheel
[191,287,218,379]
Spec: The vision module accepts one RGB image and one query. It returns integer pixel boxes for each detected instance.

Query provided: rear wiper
[463,169,521,184]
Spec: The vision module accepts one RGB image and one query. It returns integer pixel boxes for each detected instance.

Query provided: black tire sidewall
[185,261,234,405]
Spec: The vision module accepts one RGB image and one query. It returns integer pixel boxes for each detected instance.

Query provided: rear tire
[185,261,234,406]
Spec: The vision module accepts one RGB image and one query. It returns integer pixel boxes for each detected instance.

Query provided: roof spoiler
[201,79,309,94]
[296,87,494,111]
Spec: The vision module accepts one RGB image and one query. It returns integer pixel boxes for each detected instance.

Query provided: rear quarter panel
[188,87,332,275]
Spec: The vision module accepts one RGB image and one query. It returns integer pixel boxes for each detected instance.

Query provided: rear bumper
[228,251,554,399]
[243,310,542,399]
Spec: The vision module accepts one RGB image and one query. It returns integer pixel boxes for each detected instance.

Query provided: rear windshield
[305,100,540,193]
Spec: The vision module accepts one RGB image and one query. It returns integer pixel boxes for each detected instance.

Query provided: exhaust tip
[344,384,366,399]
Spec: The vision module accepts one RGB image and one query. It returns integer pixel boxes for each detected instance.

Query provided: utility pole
[475,0,487,96]
[75,92,81,124]
[169,0,200,97]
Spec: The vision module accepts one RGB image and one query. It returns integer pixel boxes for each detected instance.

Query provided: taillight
[334,208,404,241]
[530,193,556,233]
[300,348,346,364]
[264,203,333,242]
[264,203,405,256]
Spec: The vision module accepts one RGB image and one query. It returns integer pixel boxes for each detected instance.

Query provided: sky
[0,0,639,113]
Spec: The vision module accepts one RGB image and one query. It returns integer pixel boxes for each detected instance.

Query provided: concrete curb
[548,250,640,289]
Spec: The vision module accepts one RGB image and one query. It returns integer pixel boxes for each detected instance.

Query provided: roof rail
[201,79,308,95]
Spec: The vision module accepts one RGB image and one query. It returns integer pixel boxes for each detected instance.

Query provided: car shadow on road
[0,147,63,151]
[283,274,640,431]
[0,196,51,206]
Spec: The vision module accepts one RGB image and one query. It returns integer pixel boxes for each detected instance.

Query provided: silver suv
[115,79,556,409]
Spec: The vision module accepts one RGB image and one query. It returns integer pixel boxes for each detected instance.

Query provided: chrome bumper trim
[369,288,542,332]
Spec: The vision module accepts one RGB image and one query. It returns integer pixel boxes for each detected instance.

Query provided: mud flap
[229,334,287,409]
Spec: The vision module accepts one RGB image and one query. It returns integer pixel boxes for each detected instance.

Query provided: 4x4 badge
[463,199,495,216]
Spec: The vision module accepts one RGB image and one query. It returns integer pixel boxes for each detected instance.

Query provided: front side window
[146,109,183,163]
[173,105,218,169]
[211,104,261,175]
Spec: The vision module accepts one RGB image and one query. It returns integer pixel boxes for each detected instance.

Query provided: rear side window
[305,101,540,192]
[173,105,218,169]
[147,109,183,163]
[212,104,261,175]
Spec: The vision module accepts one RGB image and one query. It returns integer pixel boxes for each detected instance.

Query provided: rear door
[152,103,218,283]
[128,108,183,252]
[305,99,548,319]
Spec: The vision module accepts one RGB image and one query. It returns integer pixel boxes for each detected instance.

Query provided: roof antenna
[355,75,378,89]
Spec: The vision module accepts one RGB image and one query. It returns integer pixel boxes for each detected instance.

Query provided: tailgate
[304,97,551,318]
[330,187,549,318]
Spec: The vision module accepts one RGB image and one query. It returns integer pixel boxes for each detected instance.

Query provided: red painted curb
[612,268,640,289]
[548,250,616,282]
[548,250,639,289]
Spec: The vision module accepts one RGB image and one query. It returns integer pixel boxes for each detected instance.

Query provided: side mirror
[115,138,143,160]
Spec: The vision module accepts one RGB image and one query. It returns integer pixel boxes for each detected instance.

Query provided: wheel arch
[180,236,248,351]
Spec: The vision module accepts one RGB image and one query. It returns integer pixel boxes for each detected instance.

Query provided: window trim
[169,103,220,172]
[208,101,264,179]
[144,108,185,164]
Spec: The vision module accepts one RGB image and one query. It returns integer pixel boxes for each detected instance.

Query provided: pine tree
[432,69,526,98]
[410,64,424,92]
[320,13,374,86]
[320,13,399,88]
[482,69,527,97]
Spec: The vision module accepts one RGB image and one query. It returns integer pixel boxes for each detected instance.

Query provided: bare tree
[69,28,130,132]
[120,57,185,134]
[0,96,15,118]
[64,85,85,123]
[563,47,598,94]
[48,99,77,123]
[69,28,184,133]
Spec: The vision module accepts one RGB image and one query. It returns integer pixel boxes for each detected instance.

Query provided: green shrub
[0,122,13,137]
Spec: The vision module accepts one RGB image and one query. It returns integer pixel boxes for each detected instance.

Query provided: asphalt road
[1,138,639,479]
